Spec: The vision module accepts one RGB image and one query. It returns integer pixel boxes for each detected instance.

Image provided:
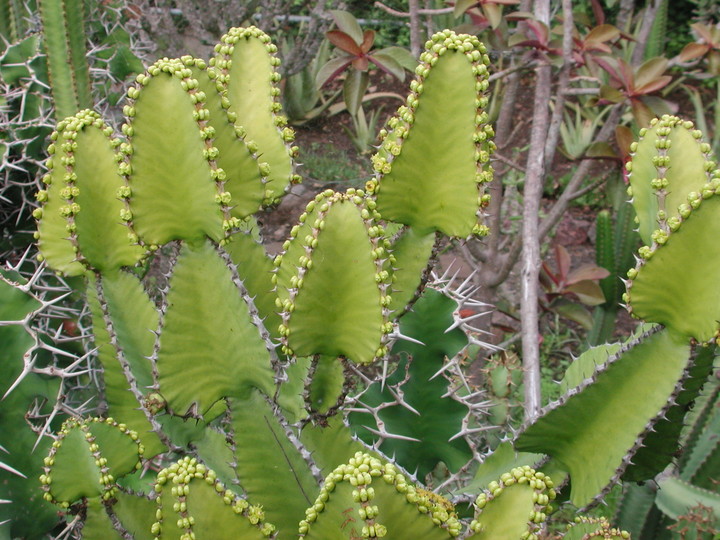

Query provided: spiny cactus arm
[614,482,660,540]
[38,0,92,120]
[81,496,125,540]
[627,115,716,247]
[623,344,716,482]
[348,288,473,479]
[154,240,276,417]
[86,272,167,458]
[679,381,720,490]
[385,227,438,315]
[40,417,143,508]
[211,26,300,206]
[225,392,321,536]
[35,112,144,275]
[624,173,720,342]
[152,456,276,539]
[298,451,461,538]
[276,189,392,364]
[678,367,720,475]
[78,490,156,540]
[122,58,231,246]
[561,517,630,540]
[0,273,65,535]
[654,474,720,524]
[465,465,556,540]
[188,57,267,219]
[300,416,372,478]
[371,30,494,238]
[305,355,347,416]
[223,217,282,341]
[514,327,691,508]
[559,343,622,394]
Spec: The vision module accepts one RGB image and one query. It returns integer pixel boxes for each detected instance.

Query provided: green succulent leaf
[127,60,224,245]
[156,240,275,417]
[373,32,493,237]
[515,327,690,508]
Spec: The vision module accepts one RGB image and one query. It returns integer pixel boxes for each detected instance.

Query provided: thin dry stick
[519,0,552,421]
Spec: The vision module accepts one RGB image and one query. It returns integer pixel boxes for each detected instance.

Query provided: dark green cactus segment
[386,227,437,315]
[81,496,125,540]
[211,26,299,206]
[223,217,281,340]
[466,465,556,540]
[276,189,392,364]
[87,272,166,458]
[679,372,720,490]
[155,239,275,417]
[227,392,320,536]
[515,327,690,508]
[372,30,494,238]
[152,456,276,539]
[40,417,144,507]
[349,288,472,478]
[562,517,630,540]
[624,176,720,342]
[123,58,229,246]
[298,451,462,538]
[35,111,143,274]
[627,115,715,247]
[188,58,267,219]
[623,344,716,482]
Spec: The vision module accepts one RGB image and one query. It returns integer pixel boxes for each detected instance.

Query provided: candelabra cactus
[13,12,720,537]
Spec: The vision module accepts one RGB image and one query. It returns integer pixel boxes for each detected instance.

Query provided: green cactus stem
[122,57,231,246]
[626,115,716,247]
[154,239,276,417]
[624,171,720,342]
[515,326,691,508]
[466,465,556,540]
[38,0,92,120]
[35,110,144,275]
[40,417,144,507]
[152,456,276,539]
[349,288,473,479]
[211,26,300,206]
[371,30,494,238]
[297,451,461,538]
[275,188,392,364]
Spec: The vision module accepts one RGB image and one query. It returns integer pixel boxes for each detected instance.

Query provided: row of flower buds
[40,417,143,507]
[298,452,462,538]
[152,456,275,539]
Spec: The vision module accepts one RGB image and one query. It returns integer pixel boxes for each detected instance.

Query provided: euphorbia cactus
[12,16,719,538]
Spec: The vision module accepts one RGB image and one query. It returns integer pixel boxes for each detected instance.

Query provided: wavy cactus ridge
[385,227,438,315]
[40,417,144,507]
[155,239,276,417]
[371,30,494,238]
[515,326,691,508]
[298,451,461,538]
[627,114,716,247]
[152,455,276,539]
[187,56,268,220]
[211,26,299,205]
[87,274,166,459]
[276,188,392,364]
[466,465,556,540]
[122,57,231,246]
[624,171,720,342]
[35,110,144,274]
